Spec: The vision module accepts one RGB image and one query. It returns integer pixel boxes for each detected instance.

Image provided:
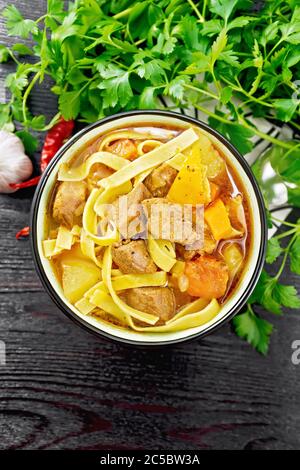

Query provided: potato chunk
[222,243,243,277]
[167,150,210,205]
[186,134,225,179]
[62,259,101,303]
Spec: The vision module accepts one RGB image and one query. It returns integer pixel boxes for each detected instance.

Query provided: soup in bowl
[31,111,266,345]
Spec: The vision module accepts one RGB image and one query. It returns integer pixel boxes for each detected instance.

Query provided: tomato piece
[108,139,138,160]
[185,256,229,299]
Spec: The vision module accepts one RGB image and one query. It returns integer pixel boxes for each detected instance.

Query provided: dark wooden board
[1,0,300,451]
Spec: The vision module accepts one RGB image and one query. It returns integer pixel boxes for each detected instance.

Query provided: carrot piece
[204,198,232,240]
[185,256,229,299]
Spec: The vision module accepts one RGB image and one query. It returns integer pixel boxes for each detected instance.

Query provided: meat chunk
[112,182,151,238]
[53,181,87,229]
[176,244,197,261]
[176,223,217,260]
[172,288,193,310]
[112,240,157,274]
[126,182,151,207]
[108,138,137,160]
[142,198,202,248]
[144,163,177,197]
[199,223,217,254]
[126,287,176,323]
[87,163,114,190]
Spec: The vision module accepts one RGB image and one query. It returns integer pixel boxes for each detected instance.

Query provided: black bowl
[31,110,267,346]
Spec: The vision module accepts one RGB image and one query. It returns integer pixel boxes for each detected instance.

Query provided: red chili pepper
[16,226,30,239]
[15,117,74,239]
[13,118,74,190]
[10,176,41,190]
[40,118,74,172]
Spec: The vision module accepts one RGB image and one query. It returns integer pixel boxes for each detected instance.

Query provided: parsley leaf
[211,29,228,66]
[3,5,37,38]
[273,99,299,122]
[52,11,79,42]
[0,44,10,63]
[233,307,273,355]
[208,118,254,154]
[288,187,300,208]
[47,0,65,19]
[290,236,300,275]
[0,103,11,128]
[270,145,300,185]
[180,16,200,50]
[210,0,238,23]
[135,56,168,86]
[59,90,81,120]
[12,43,33,56]
[15,130,38,156]
[252,271,300,315]
[167,76,190,102]
[30,115,46,130]
[98,71,133,109]
[5,71,28,96]
[139,87,158,109]
[266,238,283,264]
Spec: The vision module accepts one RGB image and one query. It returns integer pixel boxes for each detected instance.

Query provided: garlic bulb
[0,130,33,193]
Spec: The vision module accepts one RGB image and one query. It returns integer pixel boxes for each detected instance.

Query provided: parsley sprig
[233,215,300,354]
[1,0,300,353]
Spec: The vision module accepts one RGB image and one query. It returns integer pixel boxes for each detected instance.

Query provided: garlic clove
[0,130,33,193]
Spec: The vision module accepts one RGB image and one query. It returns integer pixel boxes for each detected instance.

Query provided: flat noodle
[82,188,116,246]
[111,269,123,277]
[82,183,131,245]
[137,139,162,156]
[58,152,129,181]
[43,239,64,258]
[43,226,80,258]
[112,272,167,290]
[87,289,220,333]
[80,229,103,267]
[94,180,132,216]
[82,272,167,299]
[147,235,176,272]
[102,246,160,325]
[99,128,199,189]
[225,227,243,239]
[84,280,105,299]
[98,131,159,151]
[129,299,220,332]
[71,225,82,237]
[56,226,73,250]
[75,296,96,315]
[166,298,209,323]
[88,290,130,324]
[168,152,186,171]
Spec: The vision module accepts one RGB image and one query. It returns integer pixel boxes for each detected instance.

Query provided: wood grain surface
[1,0,300,451]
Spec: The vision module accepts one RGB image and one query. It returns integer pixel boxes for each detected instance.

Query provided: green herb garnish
[1,0,300,353]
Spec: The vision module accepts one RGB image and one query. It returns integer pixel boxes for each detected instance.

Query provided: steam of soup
[42,124,251,333]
